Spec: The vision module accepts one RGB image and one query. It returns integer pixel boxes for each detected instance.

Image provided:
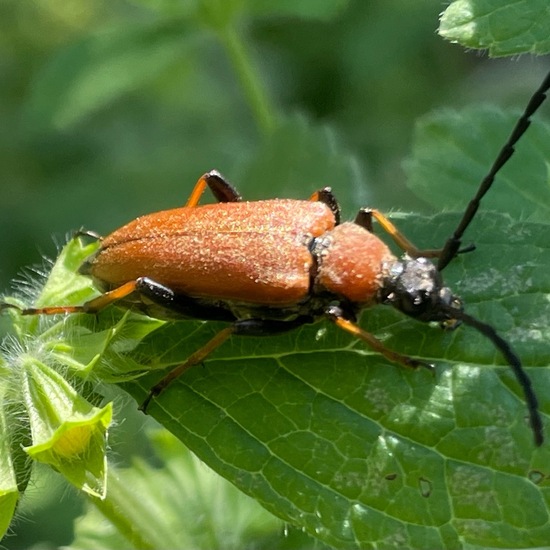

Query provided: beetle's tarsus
[73,227,103,241]
[406,358,435,372]
[138,392,157,414]
[457,243,476,255]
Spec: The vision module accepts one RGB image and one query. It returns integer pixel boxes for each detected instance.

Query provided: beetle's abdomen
[89,199,336,306]
[314,222,395,304]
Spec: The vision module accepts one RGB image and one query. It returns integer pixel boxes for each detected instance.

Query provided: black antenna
[448,307,543,446]
[437,70,550,271]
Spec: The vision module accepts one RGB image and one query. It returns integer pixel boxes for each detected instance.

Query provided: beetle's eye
[398,288,432,316]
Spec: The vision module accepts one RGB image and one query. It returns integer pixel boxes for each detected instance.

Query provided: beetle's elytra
[3,71,550,447]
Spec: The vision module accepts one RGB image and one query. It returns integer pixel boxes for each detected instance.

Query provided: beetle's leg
[1,277,244,322]
[0,302,84,316]
[73,228,103,241]
[1,277,172,316]
[139,325,235,412]
[354,207,442,258]
[354,208,476,259]
[0,280,142,316]
[354,208,374,233]
[120,277,240,322]
[325,305,433,371]
[140,315,314,411]
[309,187,341,225]
[186,170,242,207]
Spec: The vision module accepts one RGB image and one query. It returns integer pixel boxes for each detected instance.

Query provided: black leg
[125,277,237,322]
[310,187,341,225]
[354,207,374,233]
[203,170,242,203]
[186,170,242,207]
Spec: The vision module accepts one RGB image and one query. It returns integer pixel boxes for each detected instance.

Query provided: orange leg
[139,315,315,411]
[325,306,433,371]
[185,170,242,207]
[354,207,442,258]
[0,280,139,316]
[139,326,235,412]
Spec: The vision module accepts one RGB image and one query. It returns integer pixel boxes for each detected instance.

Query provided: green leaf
[119,208,550,549]
[405,106,550,223]
[24,21,195,131]
[439,0,550,56]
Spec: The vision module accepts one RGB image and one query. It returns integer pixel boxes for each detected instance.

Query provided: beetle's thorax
[311,222,396,305]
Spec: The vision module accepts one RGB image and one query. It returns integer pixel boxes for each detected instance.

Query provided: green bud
[21,356,112,498]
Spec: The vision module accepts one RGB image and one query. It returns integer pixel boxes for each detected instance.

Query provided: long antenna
[448,308,543,446]
[437,70,550,271]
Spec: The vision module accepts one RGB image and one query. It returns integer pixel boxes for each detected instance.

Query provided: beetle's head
[378,256,462,328]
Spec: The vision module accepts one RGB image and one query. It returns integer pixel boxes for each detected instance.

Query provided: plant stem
[90,473,155,550]
[218,23,277,136]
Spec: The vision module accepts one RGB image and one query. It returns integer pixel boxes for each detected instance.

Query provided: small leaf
[439,0,550,56]
[36,238,100,307]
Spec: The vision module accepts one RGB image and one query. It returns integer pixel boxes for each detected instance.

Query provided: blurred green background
[1,0,549,548]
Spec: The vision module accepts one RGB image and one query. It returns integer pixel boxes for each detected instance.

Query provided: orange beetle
[3,70,550,447]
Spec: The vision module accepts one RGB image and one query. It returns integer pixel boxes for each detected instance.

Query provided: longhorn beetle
[2,71,550,446]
